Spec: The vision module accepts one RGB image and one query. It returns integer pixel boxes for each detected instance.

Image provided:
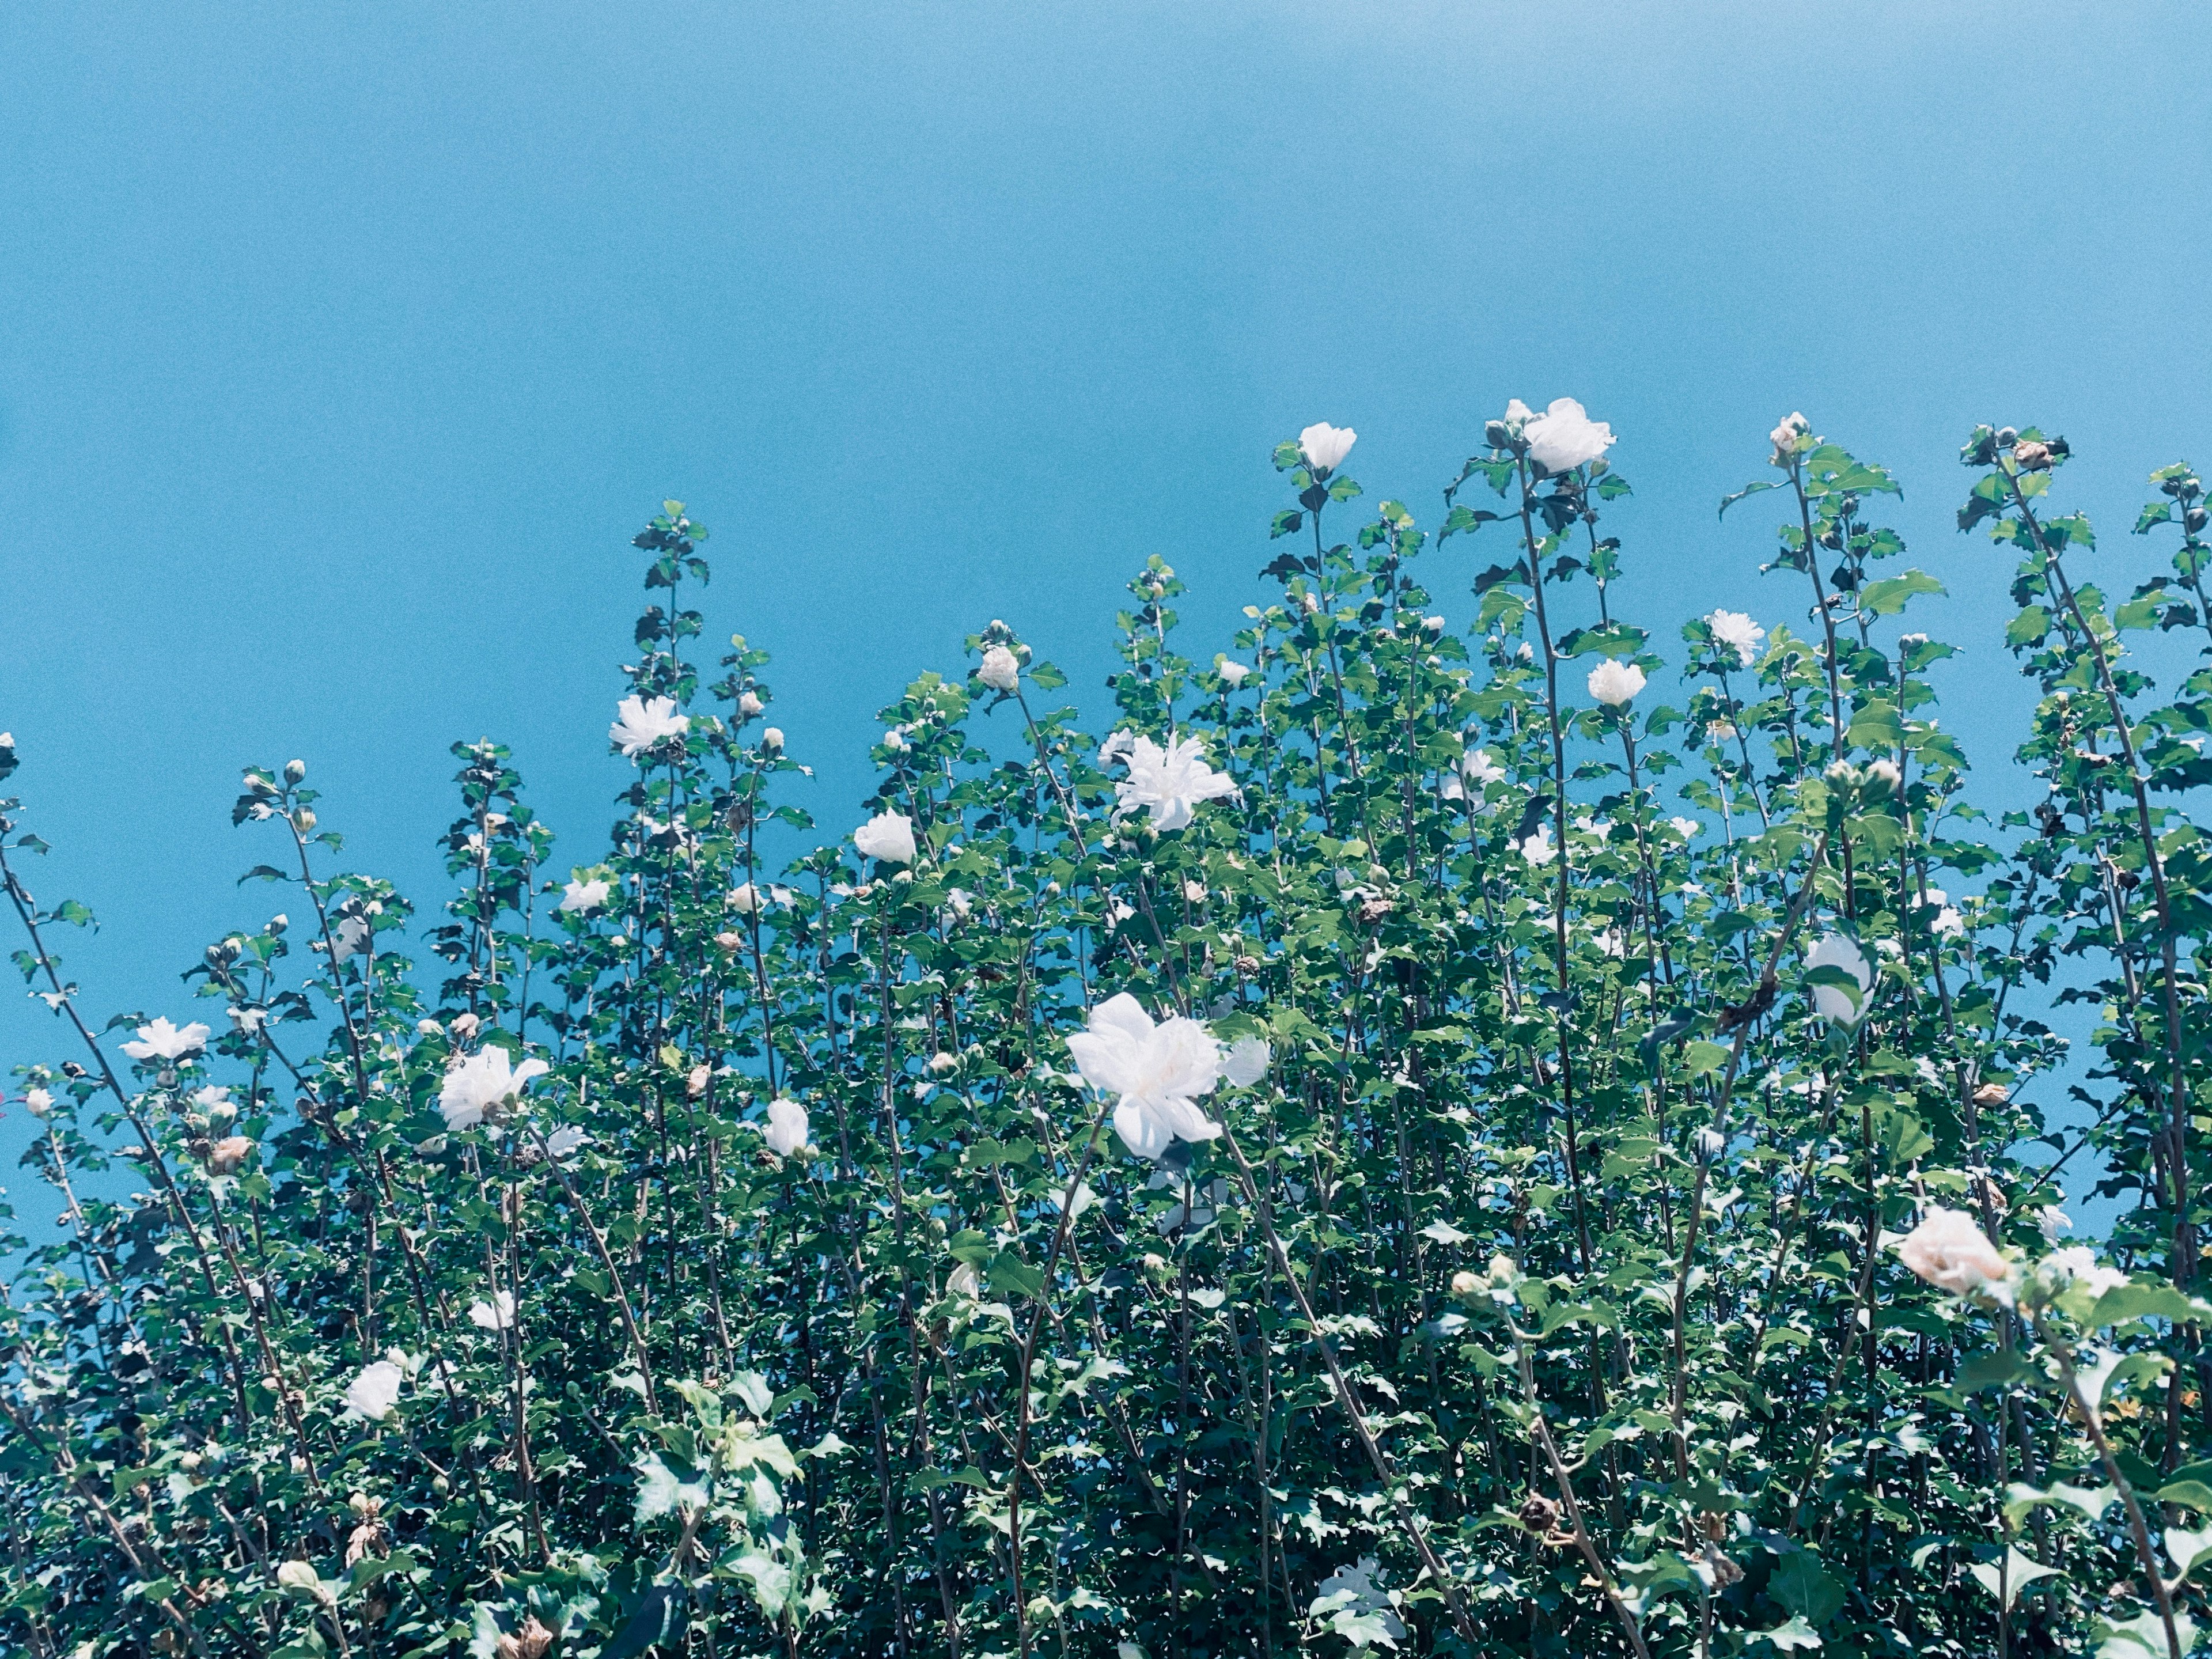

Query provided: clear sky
[2,1,2207,1221]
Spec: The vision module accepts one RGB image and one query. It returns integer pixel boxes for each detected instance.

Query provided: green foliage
[3,408,2211,1659]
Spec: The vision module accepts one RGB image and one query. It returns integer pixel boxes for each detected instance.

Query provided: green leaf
[634,1450,711,1522]
[1769,1551,1843,1626]
[2087,1281,2210,1329]
[1858,569,1946,618]
[1967,1545,2059,1611]
[1753,1615,1823,1652]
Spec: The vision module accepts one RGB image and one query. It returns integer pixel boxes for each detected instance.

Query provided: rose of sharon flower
[1066,993,1228,1161]
[558,875,610,915]
[1587,658,1645,707]
[1099,732,1238,832]
[2040,1245,2128,1301]
[1217,659,1251,687]
[1771,411,1810,462]
[1805,934,1874,1026]
[1221,1036,1271,1088]
[978,646,1020,692]
[344,1357,406,1421]
[1519,825,1558,866]
[122,1017,212,1062]
[608,695,689,759]
[468,1291,516,1331]
[763,1097,809,1158]
[855,810,918,866]
[1522,398,1616,474]
[1706,609,1765,668]
[729,882,763,915]
[438,1047,551,1132]
[1896,1207,2014,1304]
[1299,422,1357,476]
[1463,748,1506,787]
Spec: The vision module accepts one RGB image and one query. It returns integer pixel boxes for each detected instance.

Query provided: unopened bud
[283,759,306,784]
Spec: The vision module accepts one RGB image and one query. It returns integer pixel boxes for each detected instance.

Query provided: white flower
[1866,757,1902,792]
[1694,1127,1728,1162]
[947,1263,981,1301]
[1099,732,1238,832]
[1594,928,1628,959]
[883,727,908,752]
[1587,658,1645,707]
[1065,993,1225,1161]
[1930,903,1965,938]
[1519,825,1558,866]
[1771,411,1810,459]
[543,1125,587,1160]
[1315,1559,1407,1644]
[2037,1205,2073,1245]
[1463,748,1506,787]
[1805,934,1873,1026]
[344,1358,406,1421]
[1217,660,1252,687]
[191,1084,234,1114]
[329,915,371,963]
[763,1097,810,1158]
[978,646,1021,692]
[1522,397,1616,474]
[468,1291,516,1331]
[1896,1207,2013,1304]
[558,876,610,915]
[1500,397,1536,425]
[945,888,974,921]
[729,882,763,915]
[1670,816,1701,839]
[438,1047,550,1132]
[1221,1036,1271,1088]
[122,1017,211,1062]
[1706,609,1765,668]
[609,695,688,758]
[1298,422,1357,475]
[229,1004,268,1035]
[762,726,784,751]
[855,810,918,866]
[24,1087,52,1118]
[2042,1245,2128,1300]
[738,691,765,718]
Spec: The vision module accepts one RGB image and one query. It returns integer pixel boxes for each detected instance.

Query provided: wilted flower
[1519,825,1558,866]
[729,882,763,914]
[1771,411,1810,463]
[1706,609,1764,668]
[438,1047,550,1132]
[978,646,1021,692]
[1217,660,1252,687]
[1896,1207,2013,1304]
[1099,732,1238,832]
[276,1560,331,1604]
[1523,398,1616,474]
[558,876,610,914]
[609,695,688,758]
[855,810,918,865]
[1065,993,1226,1161]
[344,1358,406,1421]
[207,1136,252,1175]
[1183,880,1207,904]
[450,1012,481,1040]
[1299,422,1357,476]
[763,1097,810,1158]
[1588,658,1645,707]
[122,1018,211,1062]
[469,1291,516,1331]
[1804,934,1873,1026]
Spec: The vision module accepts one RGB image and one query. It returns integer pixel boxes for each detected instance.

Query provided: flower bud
[1449,1269,1480,1298]
[283,759,306,783]
[762,726,784,751]
[268,914,289,934]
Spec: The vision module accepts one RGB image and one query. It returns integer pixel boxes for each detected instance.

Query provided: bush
[4,407,2210,1659]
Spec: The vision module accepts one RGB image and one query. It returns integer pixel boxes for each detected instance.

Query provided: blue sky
[2,1,2207,1223]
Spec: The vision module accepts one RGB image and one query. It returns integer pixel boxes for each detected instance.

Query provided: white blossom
[468,1291,516,1331]
[1522,398,1616,474]
[1587,658,1645,707]
[738,691,765,718]
[609,695,688,758]
[438,1047,550,1132]
[855,811,918,865]
[559,876,610,915]
[543,1126,588,1161]
[1695,1127,1728,1162]
[2037,1205,2073,1245]
[1670,816,1701,839]
[978,646,1021,692]
[1065,993,1225,1161]
[2041,1245,2128,1300]
[1099,732,1238,832]
[1706,609,1765,668]
[1462,748,1506,787]
[1805,934,1873,1026]
[762,726,784,751]
[763,1097,809,1158]
[122,1017,210,1062]
[1298,422,1357,475]
[344,1358,406,1421]
[24,1087,52,1118]
[1217,660,1252,687]
[1518,825,1558,866]
[1771,411,1810,460]
[1896,1207,2013,1304]
[1221,1036,1271,1088]
[729,882,763,914]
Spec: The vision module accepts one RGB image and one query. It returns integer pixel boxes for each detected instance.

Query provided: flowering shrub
[6,412,2212,1659]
